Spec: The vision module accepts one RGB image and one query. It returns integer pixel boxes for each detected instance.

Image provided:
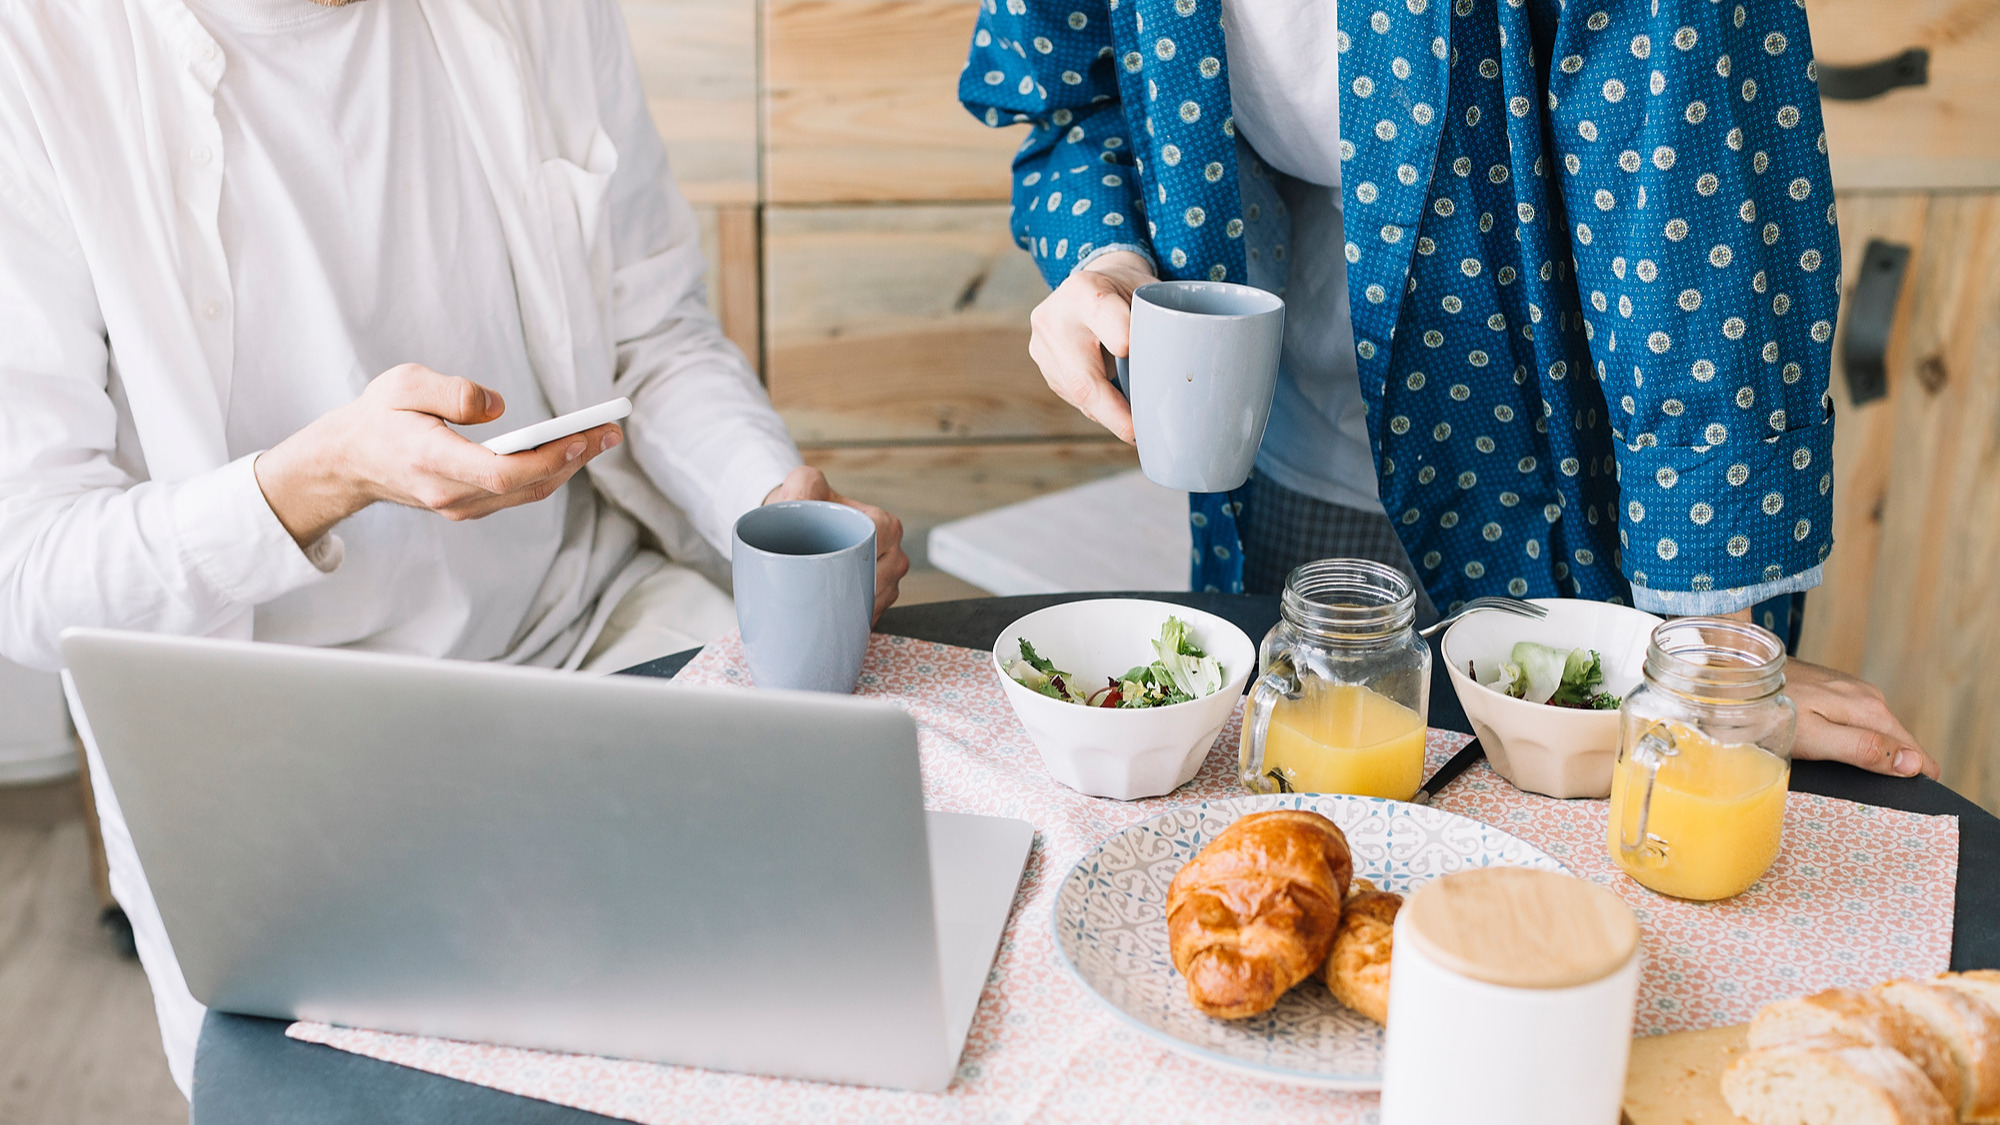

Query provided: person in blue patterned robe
[960,0,1933,777]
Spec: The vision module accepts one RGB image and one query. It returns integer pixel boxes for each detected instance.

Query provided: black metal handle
[1842,240,1910,407]
[1818,48,1929,101]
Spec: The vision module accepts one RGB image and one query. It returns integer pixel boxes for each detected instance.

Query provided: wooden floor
[0,779,184,1125]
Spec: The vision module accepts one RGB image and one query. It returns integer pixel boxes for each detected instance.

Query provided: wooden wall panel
[1807,0,2000,189]
[802,440,1139,564]
[621,0,759,205]
[765,0,1027,203]
[763,204,1098,442]
[1797,193,2000,812]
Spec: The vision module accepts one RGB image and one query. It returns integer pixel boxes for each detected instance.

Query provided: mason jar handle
[1242,653,1297,794]
[1618,722,1680,857]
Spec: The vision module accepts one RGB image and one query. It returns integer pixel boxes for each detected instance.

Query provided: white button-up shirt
[0,0,801,673]
[0,0,801,1094]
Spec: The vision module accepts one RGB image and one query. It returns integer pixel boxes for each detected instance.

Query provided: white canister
[1378,867,1642,1125]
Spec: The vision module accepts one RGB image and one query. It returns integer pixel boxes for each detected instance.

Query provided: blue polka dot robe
[961,0,1839,635]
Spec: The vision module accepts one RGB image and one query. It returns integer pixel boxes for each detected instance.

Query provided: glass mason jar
[1240,560,1432,799]
[1607,617,1798,901]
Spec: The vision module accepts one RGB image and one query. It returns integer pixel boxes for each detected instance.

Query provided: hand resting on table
[1785,659,1939,781]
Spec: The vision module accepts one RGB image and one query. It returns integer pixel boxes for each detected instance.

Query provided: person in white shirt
[0,0,907,1095]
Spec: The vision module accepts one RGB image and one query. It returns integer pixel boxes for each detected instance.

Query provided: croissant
[1326,885,1402,1025]
[1166,810,1353,1019]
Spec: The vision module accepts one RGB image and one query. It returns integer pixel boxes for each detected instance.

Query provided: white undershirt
[1221,0,1379,511]
[190,0,638,662]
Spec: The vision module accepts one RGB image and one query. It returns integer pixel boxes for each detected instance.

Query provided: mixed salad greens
[1006,616,1224,709]
[1476,642,1622,710]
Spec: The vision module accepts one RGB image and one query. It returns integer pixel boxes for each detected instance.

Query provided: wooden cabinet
[1798,1,2000,810]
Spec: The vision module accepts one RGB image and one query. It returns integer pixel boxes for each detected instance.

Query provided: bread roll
[1747,988,1962,1111]
[1324,887,1400,1025]
[1722,1044,1955,1125]
[1935,970,2000,1026]
[1166,810,1353,1019]
[1876,979,2000,1121]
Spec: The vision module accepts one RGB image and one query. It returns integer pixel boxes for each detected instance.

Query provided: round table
[189,593,2000,1125]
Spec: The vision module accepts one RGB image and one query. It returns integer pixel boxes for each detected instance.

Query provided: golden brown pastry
[1875,979,2000,1122]
[1722,1044,1955,1125]
[1747,987,1963,1111]
[1166,810,1352,1019]
[1324,886,1401,1025]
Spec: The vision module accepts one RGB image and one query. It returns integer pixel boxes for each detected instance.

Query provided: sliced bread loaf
[1722,1044,1956,1125]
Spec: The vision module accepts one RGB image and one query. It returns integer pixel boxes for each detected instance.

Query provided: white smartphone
[479,397,633,456]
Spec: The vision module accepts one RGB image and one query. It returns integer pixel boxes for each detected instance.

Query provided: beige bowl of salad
[1440,598,1663,799]
[993,599,1256,801]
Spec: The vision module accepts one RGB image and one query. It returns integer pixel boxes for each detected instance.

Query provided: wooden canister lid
[1402,868,1640,990]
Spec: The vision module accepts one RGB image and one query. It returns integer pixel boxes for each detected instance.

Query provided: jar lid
[1402,868,1639,989]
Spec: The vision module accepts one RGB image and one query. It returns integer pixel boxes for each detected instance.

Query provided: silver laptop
[61,628,1033,1093]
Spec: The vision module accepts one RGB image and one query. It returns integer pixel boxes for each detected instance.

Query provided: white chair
[926,469,1191,595]
[0,658,75,784]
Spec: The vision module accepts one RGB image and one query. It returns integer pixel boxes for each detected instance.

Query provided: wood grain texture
[620,0,758,205]
[763,205,1098,442]
[1798,194,1931,673]
[712,204,764,372]
[1808,0,2000,190]
[1797,193,2000,813]
[764,0,1027,203]
[800,438,1139,567]
[0,782,184,1124]
[1622,1024,1752,1125]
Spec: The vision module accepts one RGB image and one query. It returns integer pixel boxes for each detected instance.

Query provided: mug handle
[1241,654,1297,793]
[1617,721,1679,863]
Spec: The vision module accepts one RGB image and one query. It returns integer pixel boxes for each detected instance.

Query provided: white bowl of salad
[992,599,1256,801]
[1440,598,1663,799]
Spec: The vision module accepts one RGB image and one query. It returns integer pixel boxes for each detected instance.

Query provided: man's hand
[254,364,623,548]
[762,465,909,621]
[1026,249,1157,444]
[1786,659,1938,780]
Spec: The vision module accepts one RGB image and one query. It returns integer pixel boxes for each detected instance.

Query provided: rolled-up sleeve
[1545,0,1839,615]
[959,0,1150,288]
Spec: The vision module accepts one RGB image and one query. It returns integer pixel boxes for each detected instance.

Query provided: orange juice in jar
[1242,560,1431,800]
[1263,682,1428,799]
[1607,619,1797,901]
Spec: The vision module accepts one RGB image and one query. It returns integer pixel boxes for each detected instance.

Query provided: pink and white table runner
[289,633,1959,1124]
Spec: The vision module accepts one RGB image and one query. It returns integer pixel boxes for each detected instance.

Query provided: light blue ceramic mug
[731,501,875,693]
[1114,280,1286,493]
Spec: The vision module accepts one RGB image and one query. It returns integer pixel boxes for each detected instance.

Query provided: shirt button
[200,43,220,63]
[202,300,222,320]
[189,147,211,166]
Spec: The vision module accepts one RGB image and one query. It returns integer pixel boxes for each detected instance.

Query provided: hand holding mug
[1026,249,1158,443]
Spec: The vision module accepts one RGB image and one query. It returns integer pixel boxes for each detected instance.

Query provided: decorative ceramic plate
[1050,792,1567,1089]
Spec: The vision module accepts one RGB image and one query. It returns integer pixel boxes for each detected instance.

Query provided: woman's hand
[1025,249,1158,443]
[1786,659,1939,780]
[254,364,622,549]
[762,465,910,622]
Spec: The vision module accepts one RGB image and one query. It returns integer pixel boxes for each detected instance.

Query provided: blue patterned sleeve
[958,0,1151,288]
[1544,1,1839,615]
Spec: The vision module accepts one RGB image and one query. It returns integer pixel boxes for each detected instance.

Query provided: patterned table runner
[289,633,1958,1124]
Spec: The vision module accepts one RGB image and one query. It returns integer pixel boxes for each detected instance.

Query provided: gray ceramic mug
[1114,280,1286,493]
[731,501,875,693]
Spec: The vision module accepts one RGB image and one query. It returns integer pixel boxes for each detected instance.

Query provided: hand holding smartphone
[480,397,633,456]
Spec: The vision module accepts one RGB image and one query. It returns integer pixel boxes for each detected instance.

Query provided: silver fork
[1417,596,1548,639]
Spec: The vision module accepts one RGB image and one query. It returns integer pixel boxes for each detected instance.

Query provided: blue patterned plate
[1050,793,1567,1089]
